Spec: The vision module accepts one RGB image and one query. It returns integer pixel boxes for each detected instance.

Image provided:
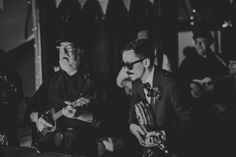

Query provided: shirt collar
[142,66,155,88]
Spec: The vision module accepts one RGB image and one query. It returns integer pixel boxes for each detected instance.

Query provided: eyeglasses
[122,57,146,70]
[56,45,74,54]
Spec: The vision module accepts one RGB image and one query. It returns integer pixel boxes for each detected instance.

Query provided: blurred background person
[177,22,235,157]
[0,49,24,146]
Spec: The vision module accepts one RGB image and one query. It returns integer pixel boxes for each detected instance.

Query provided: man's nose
[64,48,69,56]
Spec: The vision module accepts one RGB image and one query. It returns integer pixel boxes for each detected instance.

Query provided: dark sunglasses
[122,57,147,70]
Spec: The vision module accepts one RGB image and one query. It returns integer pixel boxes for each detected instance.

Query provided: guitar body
[190,77,215,98]
[39,108,57,136]
[134,101,170,155]
[190,73,236,97]
[37,97,91,137]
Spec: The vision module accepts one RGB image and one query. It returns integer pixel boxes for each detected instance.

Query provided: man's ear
[143,58,150,68]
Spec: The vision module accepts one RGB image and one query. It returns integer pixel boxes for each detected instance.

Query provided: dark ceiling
[0,0,234,52]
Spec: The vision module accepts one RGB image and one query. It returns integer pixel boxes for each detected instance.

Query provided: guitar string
[51,99,90,120]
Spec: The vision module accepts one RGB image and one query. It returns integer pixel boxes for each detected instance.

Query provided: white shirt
[142,66,155,104]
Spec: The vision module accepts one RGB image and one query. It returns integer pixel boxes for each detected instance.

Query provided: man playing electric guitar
[121,39,191,157]
[28,39,101,157]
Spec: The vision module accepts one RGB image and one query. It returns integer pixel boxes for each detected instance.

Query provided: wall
[6,40,35,98]
[0,0,32,51]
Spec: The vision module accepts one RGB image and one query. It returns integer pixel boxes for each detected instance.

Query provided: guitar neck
[52,109,64,121]
[50,97,92,121]
[210,73,235,84]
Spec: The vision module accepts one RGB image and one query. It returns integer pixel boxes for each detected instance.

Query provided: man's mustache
[126,71,133,75]
[62,57,69,61]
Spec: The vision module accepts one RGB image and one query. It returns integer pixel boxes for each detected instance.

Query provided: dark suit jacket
[128,66,191,154]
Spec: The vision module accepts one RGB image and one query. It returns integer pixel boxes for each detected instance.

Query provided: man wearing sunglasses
[116,29,172,94]
[122,39,191,157]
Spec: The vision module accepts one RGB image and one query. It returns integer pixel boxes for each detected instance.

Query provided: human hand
[30,112,39,123]
[201,77,214,91]
[190,82,204,98]
[73,97,90,107]
[36,117,53,132]
[190,77,214,98]
[62,104,77,118]
[130,123,146,146]
[145,130,166,148]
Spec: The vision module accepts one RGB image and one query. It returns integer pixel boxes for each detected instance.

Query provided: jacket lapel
[153,66,160,88]
[152,66,161,115]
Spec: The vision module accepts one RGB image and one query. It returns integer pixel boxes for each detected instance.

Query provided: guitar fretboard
[50,98,91,121]
[52,108,64,121]
[210,73,235,84]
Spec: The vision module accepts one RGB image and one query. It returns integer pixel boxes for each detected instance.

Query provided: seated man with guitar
[28,38,101,156]
[177,22,235,157]
[121,39,191,157]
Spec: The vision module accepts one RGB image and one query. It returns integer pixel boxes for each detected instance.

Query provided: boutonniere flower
[147,86,161,101]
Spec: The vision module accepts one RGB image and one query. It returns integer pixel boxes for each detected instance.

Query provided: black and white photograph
[0,0,236,157]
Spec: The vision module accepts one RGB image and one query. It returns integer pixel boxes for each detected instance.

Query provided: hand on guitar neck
[130,123,169,154]
[190,70,236,99]
[32,97,91,135]
[190,77,214,98]
[63,97,90,118]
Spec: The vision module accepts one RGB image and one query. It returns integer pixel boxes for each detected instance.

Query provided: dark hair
[192,30,214,44]
[55,34,85,50]
[192,22,214,44]
[122,39,155,64]
[56,39,81,49]
[183,46,198,59]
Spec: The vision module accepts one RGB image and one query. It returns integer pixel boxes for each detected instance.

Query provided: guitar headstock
[68,96,93,108]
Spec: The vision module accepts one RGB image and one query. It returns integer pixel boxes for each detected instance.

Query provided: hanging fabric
[78,0,87,9]
[0,0,3,10]
[121,0,131,12]
[98,0,109,18]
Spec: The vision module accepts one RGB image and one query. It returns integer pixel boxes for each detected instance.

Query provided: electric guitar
[134,101,171,156]
[38,97,91,136]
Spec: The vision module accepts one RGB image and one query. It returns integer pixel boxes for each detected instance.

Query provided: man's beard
[59,59,78,74]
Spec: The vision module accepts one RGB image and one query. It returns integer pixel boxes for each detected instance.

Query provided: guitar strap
[211,50,228,68]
